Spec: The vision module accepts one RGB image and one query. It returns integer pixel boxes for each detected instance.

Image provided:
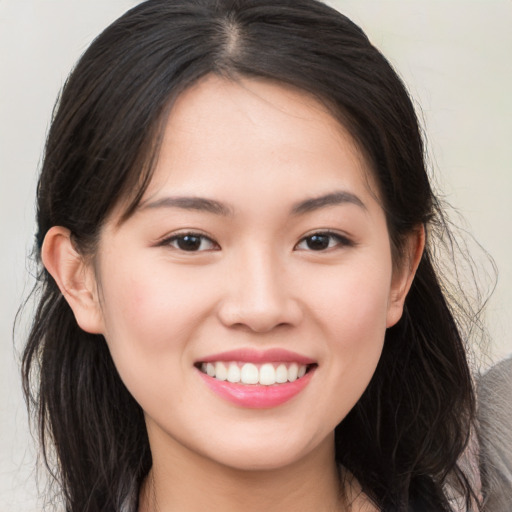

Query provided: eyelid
[156,230,220,251]
[294,230,354,251]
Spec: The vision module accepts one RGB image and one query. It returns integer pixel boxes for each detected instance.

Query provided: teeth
[206,362,215,377]
[200,361,310,385]
[240,363,259,384]
[288,363,298,382]
[275,364,288,383]
[227,363,241,383]
[259,363,276,385]
[216,362,228,381]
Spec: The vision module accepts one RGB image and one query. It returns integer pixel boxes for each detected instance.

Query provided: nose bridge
[218,242,301,332]
[242,245,282,305]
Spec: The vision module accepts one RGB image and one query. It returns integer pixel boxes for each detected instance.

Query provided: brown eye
[165,233,218,252]
[305,234,331,250]
[295,232,352,251]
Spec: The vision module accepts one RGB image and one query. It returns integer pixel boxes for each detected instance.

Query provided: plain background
[1,1,511,509]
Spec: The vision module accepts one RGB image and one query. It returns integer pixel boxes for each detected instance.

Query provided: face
[91,75,412,471]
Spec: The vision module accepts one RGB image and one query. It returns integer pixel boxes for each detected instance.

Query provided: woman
[22,0,483,510]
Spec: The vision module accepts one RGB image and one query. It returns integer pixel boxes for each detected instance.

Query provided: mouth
[194,348,318,408]
[195,361,317,386]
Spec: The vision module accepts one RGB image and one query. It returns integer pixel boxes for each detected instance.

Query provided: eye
[163,233,219,252]
[295,232,352,251]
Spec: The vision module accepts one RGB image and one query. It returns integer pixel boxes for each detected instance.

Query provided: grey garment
[477,357,512,512]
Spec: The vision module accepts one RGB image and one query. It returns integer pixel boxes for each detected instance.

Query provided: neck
[138,428,348,512]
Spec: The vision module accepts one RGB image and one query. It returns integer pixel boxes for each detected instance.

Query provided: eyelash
[158,230,353,253]
[295,231,354,251]
[160,232,219,252]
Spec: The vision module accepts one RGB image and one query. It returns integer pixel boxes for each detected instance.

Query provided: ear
[386,225,425,328]
[41,226,104,334]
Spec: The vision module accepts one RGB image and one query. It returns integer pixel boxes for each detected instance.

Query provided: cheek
[328,280,388,368]
[305,257,392,406]
[311,257,392,342]
[99,257,214,350]
[96,258,216,403]
[96,263,208,413]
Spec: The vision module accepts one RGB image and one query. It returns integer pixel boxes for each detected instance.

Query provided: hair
[21,0,482,510]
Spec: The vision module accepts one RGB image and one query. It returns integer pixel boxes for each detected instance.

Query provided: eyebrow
[139,190,365,217]
[140,196,233,216]
[291,191,366,215]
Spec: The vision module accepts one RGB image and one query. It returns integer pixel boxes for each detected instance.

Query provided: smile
[195,349,318,408]
[199,361,312,386]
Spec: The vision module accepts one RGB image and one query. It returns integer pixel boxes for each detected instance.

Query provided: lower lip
[197,368,315,409]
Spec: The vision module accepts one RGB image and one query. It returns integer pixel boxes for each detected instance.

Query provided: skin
[42,75,424,511]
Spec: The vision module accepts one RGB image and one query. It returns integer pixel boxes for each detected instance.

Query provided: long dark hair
[22,1,481,510]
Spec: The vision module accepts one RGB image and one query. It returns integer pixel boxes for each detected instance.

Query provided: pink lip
[197,348,316,365]
[197,368,316,409]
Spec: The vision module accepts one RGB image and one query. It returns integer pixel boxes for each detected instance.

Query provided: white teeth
[200,361,310,385]
[240,363,259,384]
[275,364,288,383]
[288,363,298,382]
[215,362,228,381]
[227,363,241,383]
[206,362,215,377]
[259,363,276,386]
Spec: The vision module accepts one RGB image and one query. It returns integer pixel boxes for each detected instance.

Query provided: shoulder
[477,357,512,511]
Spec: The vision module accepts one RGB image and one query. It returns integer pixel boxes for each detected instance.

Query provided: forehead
[138,75,378,205]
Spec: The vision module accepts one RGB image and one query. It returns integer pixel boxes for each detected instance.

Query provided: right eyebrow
[138,196,234,216]
[291,191,367,215]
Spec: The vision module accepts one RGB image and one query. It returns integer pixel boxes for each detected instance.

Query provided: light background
[1,1,511,510]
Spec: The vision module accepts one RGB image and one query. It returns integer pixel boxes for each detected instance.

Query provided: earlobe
[41,226,104,334]
[386,225,426,328]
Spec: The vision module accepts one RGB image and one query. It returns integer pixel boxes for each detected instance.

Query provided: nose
[217,250,303,333]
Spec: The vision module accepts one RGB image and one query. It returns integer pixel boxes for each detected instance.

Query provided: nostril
[216,274,303,332]
[217,303,302,334]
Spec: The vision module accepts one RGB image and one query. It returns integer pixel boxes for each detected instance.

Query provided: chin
[210,449,307,472]
[197,429,332,473]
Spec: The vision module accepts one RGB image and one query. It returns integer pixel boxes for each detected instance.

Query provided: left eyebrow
[138,196,233,216]
[291,191,367,215]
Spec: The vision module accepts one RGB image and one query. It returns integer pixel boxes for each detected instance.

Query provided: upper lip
[197,348,316,365]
